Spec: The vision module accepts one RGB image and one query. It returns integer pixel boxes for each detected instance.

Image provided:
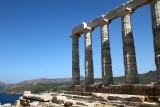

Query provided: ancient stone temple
[71,0,160,86]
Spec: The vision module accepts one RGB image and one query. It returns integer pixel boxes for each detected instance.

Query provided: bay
[0,88,22,105]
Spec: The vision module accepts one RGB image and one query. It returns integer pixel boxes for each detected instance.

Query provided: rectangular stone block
[87,15,104,28]
[104,4,124,20]
[71,0,154,35]
[72,22,87,35]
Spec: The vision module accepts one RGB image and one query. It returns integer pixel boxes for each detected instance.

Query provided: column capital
[118,8,134,17]
[70,34,81,39]
[98,19,111,26]
[82,27,94,33]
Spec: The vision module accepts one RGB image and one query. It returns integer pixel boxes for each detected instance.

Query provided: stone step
[61,94,108,103]
[108,100,160,107]
[20,91,160,107]
[51,94,115,107]
[64,91,149,102]
[58,92,160,107]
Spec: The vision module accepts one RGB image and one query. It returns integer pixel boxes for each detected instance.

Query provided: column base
[156,64,160,84]
[85,78,94,85]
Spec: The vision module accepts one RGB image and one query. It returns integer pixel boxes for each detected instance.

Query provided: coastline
[0,89,23,95]
[0,91,22,105]
[0,90,23,95]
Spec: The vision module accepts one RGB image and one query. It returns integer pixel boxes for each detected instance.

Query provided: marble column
[83,28,94,85]
[99,20,113,86]
[121,10,139,84]
[72,35,80,85]
[150,0,160,83]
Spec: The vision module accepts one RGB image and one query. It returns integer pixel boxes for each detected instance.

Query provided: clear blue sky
[0,0,156,83]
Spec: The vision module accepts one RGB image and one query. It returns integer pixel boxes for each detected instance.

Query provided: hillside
[0,70,157,94]
[0,81,5,87]
[80,70,157,85]
[18,76,85,85]
[115,70,158,84]
[0,83,70,94]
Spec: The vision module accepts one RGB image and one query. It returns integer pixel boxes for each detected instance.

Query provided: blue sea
[0,88,22,105]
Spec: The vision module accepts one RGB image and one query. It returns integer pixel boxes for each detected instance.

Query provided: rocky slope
[113,70,157,84]
[18,76,85,85]
[0,81,6,87]
[18,70,157,85]
[0,70,157,87]
[0,70,158,94]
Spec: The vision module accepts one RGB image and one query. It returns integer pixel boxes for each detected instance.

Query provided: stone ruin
[71,0,160,86]
[6,90,160,107]
[69,0,160,106]
[2,0,160,107]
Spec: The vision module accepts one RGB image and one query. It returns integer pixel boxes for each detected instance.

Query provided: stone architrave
[98,19,113,86]
[83,27,94,85]
[120,9,139,84]
[72,35,80,85]
[150,0,160,83]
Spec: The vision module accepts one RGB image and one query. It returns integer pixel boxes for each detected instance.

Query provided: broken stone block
[14,100,21,106]
[23,91,31,96]
[52,96,58,103]
[64,102,73,107]
[130,96,145,102]
[29,101,39,107]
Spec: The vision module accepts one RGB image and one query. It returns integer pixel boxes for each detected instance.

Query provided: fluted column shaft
[72,35,80,85]
[99,20,113,86]
[151,0,160,83]
[84,28,94,85]
[121,11,139,84]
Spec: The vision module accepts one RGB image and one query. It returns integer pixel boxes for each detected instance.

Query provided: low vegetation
[0,83,71,94]
[0,70,157,94]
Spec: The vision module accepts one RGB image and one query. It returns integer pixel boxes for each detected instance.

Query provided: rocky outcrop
[18,76,85,85]
[17,90,160,107]
[1,84,160,106]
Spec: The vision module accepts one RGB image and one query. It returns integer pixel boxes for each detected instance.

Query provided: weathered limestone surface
[23,93,53,102]
[72,22,87,35]
[72,35,80,85]
[99,19,113,86]
[19,90,160,107]
[14,100,20,106]
[104,0,154,21]
[87,15,105,29]
[121,9,139,84]
[69,84,160,96]
[71,0,160,85]
[84,28,94,85]
[72,0,154,33]
[151,0,160,84]
[2,104,12,107]
[20,91,114,107]
[23,91,31,95]
[29,101,39,107]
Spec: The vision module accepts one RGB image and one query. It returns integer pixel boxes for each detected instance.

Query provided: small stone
[19,96,23,100]
[29,101,39,107]
[23,91,31,96]
[75,102,87,106]
[3,103,11,107]
[52,96,58,103]
[14,100,20,106]
[158,99,160,103]
[130,96,145,102]
[64,102,73,107]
